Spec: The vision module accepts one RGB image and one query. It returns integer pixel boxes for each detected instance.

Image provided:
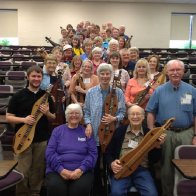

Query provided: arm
[6,113,35,125]
[78,136,98,173]
[147,112,156,130]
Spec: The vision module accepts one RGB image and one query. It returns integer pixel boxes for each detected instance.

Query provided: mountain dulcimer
[115,117,175,179]
[13,85,53,154]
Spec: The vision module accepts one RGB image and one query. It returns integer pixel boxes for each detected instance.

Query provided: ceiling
[5,0,196,4]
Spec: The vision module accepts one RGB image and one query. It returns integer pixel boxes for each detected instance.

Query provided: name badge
[181,93,192,104]
[83,78,90,84]
[78,137,86,142]
[128,140,138,149]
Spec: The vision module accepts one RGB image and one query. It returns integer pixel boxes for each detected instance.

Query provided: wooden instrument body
[151,66,167,90]
[125,35,133,49]
[75,74,85,104]
[13,85,53,154]
[50,69,65,127]
[114,117,175,179]
[98,74,119,153]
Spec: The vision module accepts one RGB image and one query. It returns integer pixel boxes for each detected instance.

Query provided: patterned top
[83,85,126,145]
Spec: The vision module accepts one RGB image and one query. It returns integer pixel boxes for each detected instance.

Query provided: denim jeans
[110,166,158,196]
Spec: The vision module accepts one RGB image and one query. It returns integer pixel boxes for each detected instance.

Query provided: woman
[125,58,153,109]
[52,46,71,91]
[70,55,83,77]
[108,51,130,92]
[69,59,99,107]
[80,38,93,61]
[147,54,160,80]
[71,35,84,56]
[90,47,104,74]
[46,103,97,196]
[118,36,126,50]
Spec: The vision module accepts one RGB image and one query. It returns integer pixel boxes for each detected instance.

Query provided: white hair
[65,103,83,119]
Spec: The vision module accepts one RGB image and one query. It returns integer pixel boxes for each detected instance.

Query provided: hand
[69,168,83,180]
[39,104,49,115]
[111,160,122,174]
[101,113,116,125]
[75,86,85,94]
[85,124,92,138]
[156,133,167,148]
[60,169,72,180]
[192,136,196,145]
[62,96,66,103]
[24,115,35,125]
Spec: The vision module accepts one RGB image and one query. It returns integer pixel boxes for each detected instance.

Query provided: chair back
[174,145,196,196]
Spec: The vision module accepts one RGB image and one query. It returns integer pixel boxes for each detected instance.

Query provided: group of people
[4,20,196,196]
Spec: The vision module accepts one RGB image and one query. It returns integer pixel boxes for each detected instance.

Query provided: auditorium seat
[189,74,196,87]
[5,71,27,92]
[0,85,13,115]
[20,61,37,71]
[173,145,196,196]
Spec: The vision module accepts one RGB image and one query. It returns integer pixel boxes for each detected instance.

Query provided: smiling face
[98,70,112,87]
[82,61,93,75]
[110,56,120,69]
[67,109,82,127]
[167,60,184,86]
[149,56,158,71]
[128,105,144,126]
[28,71,43,90]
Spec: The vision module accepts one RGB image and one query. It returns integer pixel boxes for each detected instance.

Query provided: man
[146,59,196,196]
[6,65,55,196]
[105,105,165,196]
[83,63,126,195]
[119,25,129,41]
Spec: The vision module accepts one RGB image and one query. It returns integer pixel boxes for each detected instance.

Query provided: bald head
[128,105,145,116]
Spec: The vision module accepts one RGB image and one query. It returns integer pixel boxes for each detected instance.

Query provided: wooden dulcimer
[75,74,85,104]
[50,69,65,128]
[13,85,53,154]
[98,74,119,153]
[114,117,175,179]
[151,65,167,90]
[133,80,155,107]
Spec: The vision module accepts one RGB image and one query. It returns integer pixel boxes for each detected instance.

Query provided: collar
[126,124,144,136]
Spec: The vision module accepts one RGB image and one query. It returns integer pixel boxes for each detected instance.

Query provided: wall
[1,0,196,47]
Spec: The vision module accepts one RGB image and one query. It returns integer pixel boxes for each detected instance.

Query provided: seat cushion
[177,179,196,196]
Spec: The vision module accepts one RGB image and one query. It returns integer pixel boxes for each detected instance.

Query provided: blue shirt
[146,81,196,128]
[40,66,51,90]
[83,85,126,145]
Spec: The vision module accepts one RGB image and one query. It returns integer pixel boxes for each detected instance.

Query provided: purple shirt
[45,124,97,174]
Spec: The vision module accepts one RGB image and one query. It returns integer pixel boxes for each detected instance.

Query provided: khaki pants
[161,128,193,196]
[15,141,47,196]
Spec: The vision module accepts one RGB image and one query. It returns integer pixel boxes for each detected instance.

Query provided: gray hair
[128,105,145,116]
[65,103,83,119]
[97,63,113,75]
[167,59,184,70]
[108,39,119,46]
[81,59,94,72]
[92,47,102,54]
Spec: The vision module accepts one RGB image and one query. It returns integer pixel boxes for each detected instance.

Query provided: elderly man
[146,59,196,196]
[83,63,126,195]
[105,105,165,196]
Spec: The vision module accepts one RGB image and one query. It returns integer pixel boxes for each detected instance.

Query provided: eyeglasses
[128,113,143,117]
[69,112,80,116]
[167,69,183,73]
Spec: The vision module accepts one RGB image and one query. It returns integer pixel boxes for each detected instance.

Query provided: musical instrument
[133,80,155,107]
[45,37,60,47]
[98,74,119,153]
[113,70,122,89]
[50,69,66,128]
[125,35,133,49]
[37,47,48,59]
[75,74,85,104]
[114,117,175,179]
[13,85,53,154]
[151,65,167,89]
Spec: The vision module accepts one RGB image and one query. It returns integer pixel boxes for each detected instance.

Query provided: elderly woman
[90,47,104,74]
[69,59,99,107]
[45,103,98,196]
[125,58,153,109]
[108,51,130,92]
